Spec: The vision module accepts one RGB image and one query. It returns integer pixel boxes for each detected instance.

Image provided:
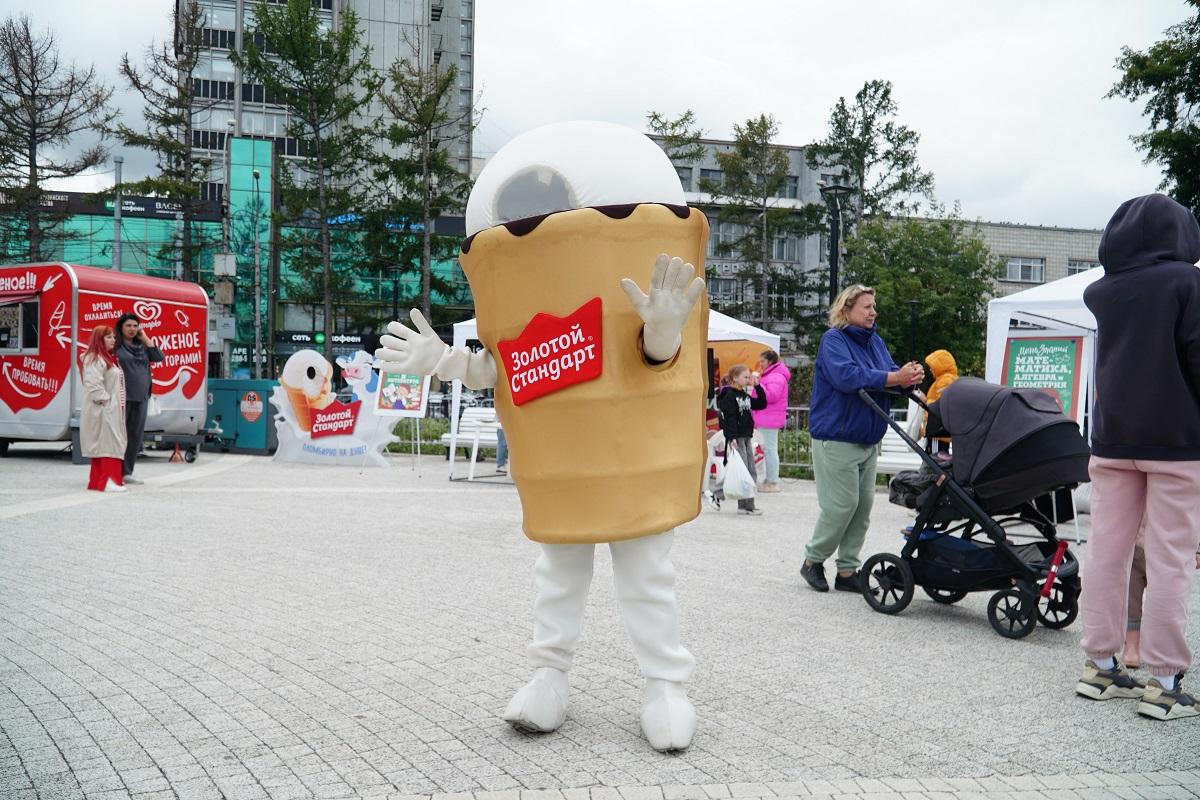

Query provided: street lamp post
[818,181,854,308]
[252,169,263,380]
[112,155,123,271]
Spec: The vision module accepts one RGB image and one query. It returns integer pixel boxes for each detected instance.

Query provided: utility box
[204,379,278,455]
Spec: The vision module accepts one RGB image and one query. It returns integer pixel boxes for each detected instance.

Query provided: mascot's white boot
[641,679,696,752]
[510,531,696,750]
[503,667,570,732]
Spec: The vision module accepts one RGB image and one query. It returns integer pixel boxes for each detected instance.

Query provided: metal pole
[253,170,262,380]
[112,156,123,271]
[827,199,840,307]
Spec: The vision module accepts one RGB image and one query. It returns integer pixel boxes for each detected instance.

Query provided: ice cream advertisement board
[269,349,398,466]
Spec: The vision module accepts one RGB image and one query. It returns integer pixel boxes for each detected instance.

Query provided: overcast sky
[22,0,1191,230]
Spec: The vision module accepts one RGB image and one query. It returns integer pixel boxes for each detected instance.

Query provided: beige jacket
[81,355,127,459]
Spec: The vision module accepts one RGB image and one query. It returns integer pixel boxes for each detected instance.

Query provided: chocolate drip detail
[460,203,693,254]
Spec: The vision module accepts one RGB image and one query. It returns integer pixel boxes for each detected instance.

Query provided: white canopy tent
[445,310,780,476]
[984,267,1103,384]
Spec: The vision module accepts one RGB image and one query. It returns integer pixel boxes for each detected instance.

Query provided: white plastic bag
[723,447,757,501]
[147,394,162,417]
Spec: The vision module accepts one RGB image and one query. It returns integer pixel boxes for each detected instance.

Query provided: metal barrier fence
[779,405,812,471]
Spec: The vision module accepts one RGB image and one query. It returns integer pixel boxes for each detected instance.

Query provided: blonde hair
[727,364,749,382]
[828,284,875,329]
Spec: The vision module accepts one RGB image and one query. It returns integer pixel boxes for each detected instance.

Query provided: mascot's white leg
[504,543,595,732]
[610,530,696,751]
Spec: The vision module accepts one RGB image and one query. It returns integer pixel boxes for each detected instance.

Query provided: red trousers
[87,457,124,491]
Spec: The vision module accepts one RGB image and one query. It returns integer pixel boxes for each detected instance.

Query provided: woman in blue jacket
[800,285,924,593]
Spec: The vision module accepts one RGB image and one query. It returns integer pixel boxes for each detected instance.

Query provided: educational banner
[375,370,430,418]
[1001,336,1084,420]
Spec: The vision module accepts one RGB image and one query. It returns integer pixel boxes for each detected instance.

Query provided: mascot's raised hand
[620,254,706,362]
[376,309,448,375]
[376,308,498,390]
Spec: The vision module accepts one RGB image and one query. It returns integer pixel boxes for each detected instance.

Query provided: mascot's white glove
[620,254,706,363]
[376,309,497,390]
[377,309,449,375]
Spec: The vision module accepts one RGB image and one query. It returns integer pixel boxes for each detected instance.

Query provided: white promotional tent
[445,310,779,476]
[984,267,1103,384]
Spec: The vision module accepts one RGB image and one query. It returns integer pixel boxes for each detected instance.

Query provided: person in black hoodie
[1076,193,1200,721]
[715,364,766,515]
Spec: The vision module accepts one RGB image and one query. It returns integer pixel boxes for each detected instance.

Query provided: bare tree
[112,1,214,282]
[0,14,114,262]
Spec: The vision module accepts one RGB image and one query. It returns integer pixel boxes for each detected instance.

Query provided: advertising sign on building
[1001,336,1084,420]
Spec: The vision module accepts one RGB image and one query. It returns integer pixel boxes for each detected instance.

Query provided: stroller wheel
[861,553,914,615]
[1036,580,1079,629]
[987,588,1037,639]
[923,586,968,605]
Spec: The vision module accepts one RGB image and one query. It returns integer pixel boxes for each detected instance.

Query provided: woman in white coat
[82,325,128,492]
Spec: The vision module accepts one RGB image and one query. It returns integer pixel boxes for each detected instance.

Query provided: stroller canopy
[930,378,1090,510]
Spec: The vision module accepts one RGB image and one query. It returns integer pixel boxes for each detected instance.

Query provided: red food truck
[0,263,208,455]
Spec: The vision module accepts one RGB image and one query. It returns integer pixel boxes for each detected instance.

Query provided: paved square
[2,446,1199,799]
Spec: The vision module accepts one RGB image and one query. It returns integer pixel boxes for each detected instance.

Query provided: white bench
[441,407,502,480]
[875,400,924,476]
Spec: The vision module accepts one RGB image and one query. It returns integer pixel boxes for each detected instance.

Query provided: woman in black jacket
[114,312,165,483]
[715,364,766,515]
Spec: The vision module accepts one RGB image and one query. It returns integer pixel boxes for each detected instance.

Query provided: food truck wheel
[184,447,197,463]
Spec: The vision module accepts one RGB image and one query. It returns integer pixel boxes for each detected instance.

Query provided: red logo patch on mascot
[310,399,361,438]
[498,298,603,406]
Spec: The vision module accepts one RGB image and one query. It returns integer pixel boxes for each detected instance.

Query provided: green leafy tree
[366,45,474,324]
[232,0,381,359]
[1108,2,1200,218]
[700,113,825,331]
[806,79,934,222]
[0,14,113,262]
[840,209,1004,376]
[646,108,705,164]
[111,1,213,282]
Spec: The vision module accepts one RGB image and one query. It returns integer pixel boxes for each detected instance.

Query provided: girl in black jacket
[715,364,766,514]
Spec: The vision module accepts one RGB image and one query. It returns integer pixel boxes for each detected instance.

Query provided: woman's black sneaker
[834,571,863,593]
[801,561,829,592]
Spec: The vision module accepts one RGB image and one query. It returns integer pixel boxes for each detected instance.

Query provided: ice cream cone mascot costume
[377,121,709,751]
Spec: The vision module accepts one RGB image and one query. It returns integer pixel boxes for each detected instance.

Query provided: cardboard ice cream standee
[377,121,710,752]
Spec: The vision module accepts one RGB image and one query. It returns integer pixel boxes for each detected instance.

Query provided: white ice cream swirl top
[281,350,332,399]
[464,120,687,238]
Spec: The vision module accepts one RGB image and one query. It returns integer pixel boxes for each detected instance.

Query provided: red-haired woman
[81,325,128,492]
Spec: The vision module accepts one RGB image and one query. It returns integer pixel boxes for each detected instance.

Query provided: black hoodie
[1084,193,1200,459]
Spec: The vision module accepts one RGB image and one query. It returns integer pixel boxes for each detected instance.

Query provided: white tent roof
[452,309,779,350]
[984,267,1102,382]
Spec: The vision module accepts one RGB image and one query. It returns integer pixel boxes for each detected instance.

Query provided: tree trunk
[420,132,432,323]
[26,134,40,262]
[181,126,194,283]
[760,201,769,330]
[318,140,333,361]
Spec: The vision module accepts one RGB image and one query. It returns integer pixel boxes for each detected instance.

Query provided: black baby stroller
[858,378,1091,639]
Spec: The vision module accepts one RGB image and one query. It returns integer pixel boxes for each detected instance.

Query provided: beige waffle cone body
[285,385,314,431]
[461,204,710,544]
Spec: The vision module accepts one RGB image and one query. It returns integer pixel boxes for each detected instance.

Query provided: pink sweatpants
[1082,456,1200,675]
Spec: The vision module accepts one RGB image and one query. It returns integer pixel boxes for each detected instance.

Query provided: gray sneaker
[1138,674,1199,720]
[123,475,144,485]
[1075,659,1145,700]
